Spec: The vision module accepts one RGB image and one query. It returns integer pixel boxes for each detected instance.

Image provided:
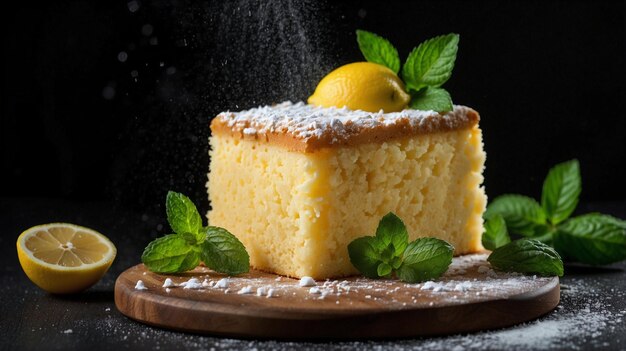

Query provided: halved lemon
[16,223,116,294]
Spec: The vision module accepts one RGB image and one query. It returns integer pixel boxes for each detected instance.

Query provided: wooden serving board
[114,254,559,339]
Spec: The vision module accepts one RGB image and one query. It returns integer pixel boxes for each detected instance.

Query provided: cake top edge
[211,101,479,152]
[216,101,476,124]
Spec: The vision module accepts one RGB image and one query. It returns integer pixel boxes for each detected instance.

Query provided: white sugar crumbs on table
[142,254,556,309]
[101,272,625,351]
[266,288,276,298]
[61,329,73,334]
[237,286,253,295]
[256,286,267,296]
[215,278,229,289]
[180,278,202,289]
[134,280,147,290]
[299,276,316,287]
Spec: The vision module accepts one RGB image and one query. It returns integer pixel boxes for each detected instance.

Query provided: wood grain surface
[114,255,560,339]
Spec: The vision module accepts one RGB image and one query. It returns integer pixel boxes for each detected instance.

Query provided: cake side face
[315,126,486,277]
[207,136,332,277]
[207,102,486,279]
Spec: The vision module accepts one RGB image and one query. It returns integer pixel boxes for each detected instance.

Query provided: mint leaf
[181,232,198,245]
[201,226,249,275]
[377,262,393,277]
[485,194,548,237]
[409,87,453,113]
[401,33,459,91]
[396,238,454,283]
[356,30,401,74]
[141,234,200,273]
[554,214,626,265]
[348,236,384,279]
[375,212,409,257]
[488,239,564,277]
[482,214,511,250]
[541,159,581,225]
[166,191,203,241]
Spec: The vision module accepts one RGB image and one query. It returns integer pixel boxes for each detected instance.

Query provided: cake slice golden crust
[207,102,486,279]
[211,102,479,152]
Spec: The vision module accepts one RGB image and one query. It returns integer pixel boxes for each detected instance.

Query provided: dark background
[1,3,626,349]
[2,0,625,219]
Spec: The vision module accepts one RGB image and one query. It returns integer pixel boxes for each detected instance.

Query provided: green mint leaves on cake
[356,30,401,74]
[356,30,459,113]
[484,159,626,268]
[142,191,249,275]
[348,212,454,283]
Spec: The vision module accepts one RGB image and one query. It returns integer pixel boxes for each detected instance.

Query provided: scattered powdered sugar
[138,254,559,310]
[68,262,625,350]
[61,329,73,334]
[215,101,476,142]
[162,278,174,288]
[180,278,202,289]
[237,286,253,294]
[119,254,624,349]
[215,278,229,289]
[299,276,316,287]
[134,280,147,290]
[242,127,257,136]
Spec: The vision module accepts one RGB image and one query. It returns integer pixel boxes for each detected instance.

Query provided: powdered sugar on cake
[213,101,478,147]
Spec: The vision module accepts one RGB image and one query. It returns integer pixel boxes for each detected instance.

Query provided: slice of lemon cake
[207,101,486,279]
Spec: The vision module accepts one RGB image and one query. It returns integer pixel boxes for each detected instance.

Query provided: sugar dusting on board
[81,270,625,350]
[130,254,555,309]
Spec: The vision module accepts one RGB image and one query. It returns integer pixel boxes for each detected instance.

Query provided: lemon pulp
[17,223,116,294]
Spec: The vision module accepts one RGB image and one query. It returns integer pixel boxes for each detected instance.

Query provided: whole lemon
[308,62,411,113]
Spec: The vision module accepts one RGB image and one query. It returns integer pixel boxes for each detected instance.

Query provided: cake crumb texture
[207,109,486,278]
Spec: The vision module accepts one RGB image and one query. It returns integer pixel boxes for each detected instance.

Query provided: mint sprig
[166,191,204,242]
[554,214,626,265]
[541,160,581,225]
[401,33,459,91]
[485,194,548,238]
[409,87,453,112]
[485,159,626,267]
[141,191,250,274]
[356,30,459,113]
[396,238,454,282]
[488,239,564,277]
[348,212,454,283]
[356,30,400,74]
[482,214,511,251]
[201,227,250,275]
[141,234,200,274]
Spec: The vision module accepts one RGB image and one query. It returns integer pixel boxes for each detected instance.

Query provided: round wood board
[114,254,559,339]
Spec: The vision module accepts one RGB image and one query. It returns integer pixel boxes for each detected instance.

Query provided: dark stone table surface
[1,198,625,350]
